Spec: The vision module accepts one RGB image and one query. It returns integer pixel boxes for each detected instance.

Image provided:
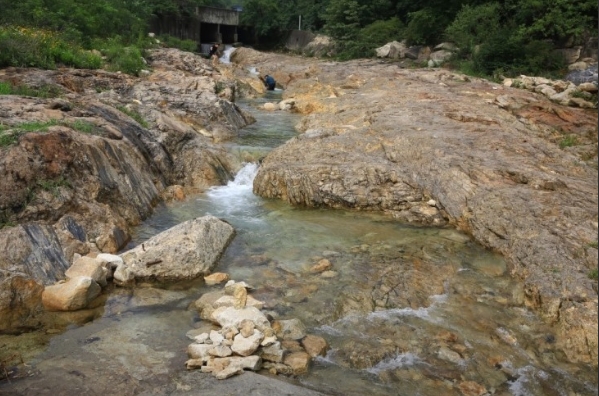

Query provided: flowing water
[1,90,597,396]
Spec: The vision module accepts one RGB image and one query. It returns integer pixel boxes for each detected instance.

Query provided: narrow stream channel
[1,90,597,396]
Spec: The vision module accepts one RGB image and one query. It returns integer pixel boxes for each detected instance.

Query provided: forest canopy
[0,0,596,77]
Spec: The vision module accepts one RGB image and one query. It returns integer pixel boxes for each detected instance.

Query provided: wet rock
[261,341,285,363]
[281,340,305,353]
[310,259,332,273]
[283,351,311,375]
[457,380,487,396]
[272,318,307,340]
[41,276,101,311]
[437,346,463,364]
[205,272,230,285]
[321,270,338,278]
[301,335,329,358]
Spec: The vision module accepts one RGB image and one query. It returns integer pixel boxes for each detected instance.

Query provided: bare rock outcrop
[230,48,598,366]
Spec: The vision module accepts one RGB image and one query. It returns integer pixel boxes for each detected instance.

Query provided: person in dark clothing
[208,43,220,66]
[263,74,276,90]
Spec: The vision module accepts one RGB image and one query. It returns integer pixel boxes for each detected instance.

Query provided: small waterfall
[203,163,261,222]
[219,45,236,64]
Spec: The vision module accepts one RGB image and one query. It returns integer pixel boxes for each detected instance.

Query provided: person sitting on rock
[263,74,276,91]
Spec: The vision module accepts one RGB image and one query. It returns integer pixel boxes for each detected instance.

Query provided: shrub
[159,35,198,52]
[404,8,448,45]
[0,26,102,69]
[445,3,502,53]
[94,38,146,76]
[357,18,404,47]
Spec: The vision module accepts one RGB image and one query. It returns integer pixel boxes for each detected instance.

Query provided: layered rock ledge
[0,49,256,332]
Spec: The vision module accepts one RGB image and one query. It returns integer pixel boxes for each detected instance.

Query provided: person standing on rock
[208,43,220,66]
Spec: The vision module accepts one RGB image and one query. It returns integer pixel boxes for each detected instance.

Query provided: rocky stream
[0,47,597,395]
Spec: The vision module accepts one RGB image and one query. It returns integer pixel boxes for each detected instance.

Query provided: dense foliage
[0,0,596,78]
[241,0,597,76]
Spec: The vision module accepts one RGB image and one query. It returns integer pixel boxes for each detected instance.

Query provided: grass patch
[215,81,226,94]
[588,241,598,249]
[0,120,60,147]
[15,120,60,132]
[589,268,598,281]
[36,176,71,196]
[0,119,103,148]
[0,81,61,98]
[68,120,98,134]
[559,135,578,148]
[0,210,16,229]
[116,105,148,127]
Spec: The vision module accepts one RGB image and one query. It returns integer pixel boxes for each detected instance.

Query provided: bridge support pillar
[216,23,222,43]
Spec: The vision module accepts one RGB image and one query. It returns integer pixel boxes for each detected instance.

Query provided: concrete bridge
[150,6,244,52]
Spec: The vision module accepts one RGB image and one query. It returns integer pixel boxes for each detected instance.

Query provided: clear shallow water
[2,91,597,396]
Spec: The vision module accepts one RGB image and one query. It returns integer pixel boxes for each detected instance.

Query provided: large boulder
[119,216,235,281]
[375,41,408,59]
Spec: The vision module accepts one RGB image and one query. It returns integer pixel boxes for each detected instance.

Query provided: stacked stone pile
[187,279,329,380]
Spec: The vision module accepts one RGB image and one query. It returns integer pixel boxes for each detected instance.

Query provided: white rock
[231,329,264,357]
[187,344,213,361]
[194,333,210,344]
[210,330,225,345]
[212,306,271,331]
[209,345,233,357]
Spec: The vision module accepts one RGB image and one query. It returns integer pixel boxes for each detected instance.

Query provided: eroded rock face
[0,48,257,332]
[230,48,598,366]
